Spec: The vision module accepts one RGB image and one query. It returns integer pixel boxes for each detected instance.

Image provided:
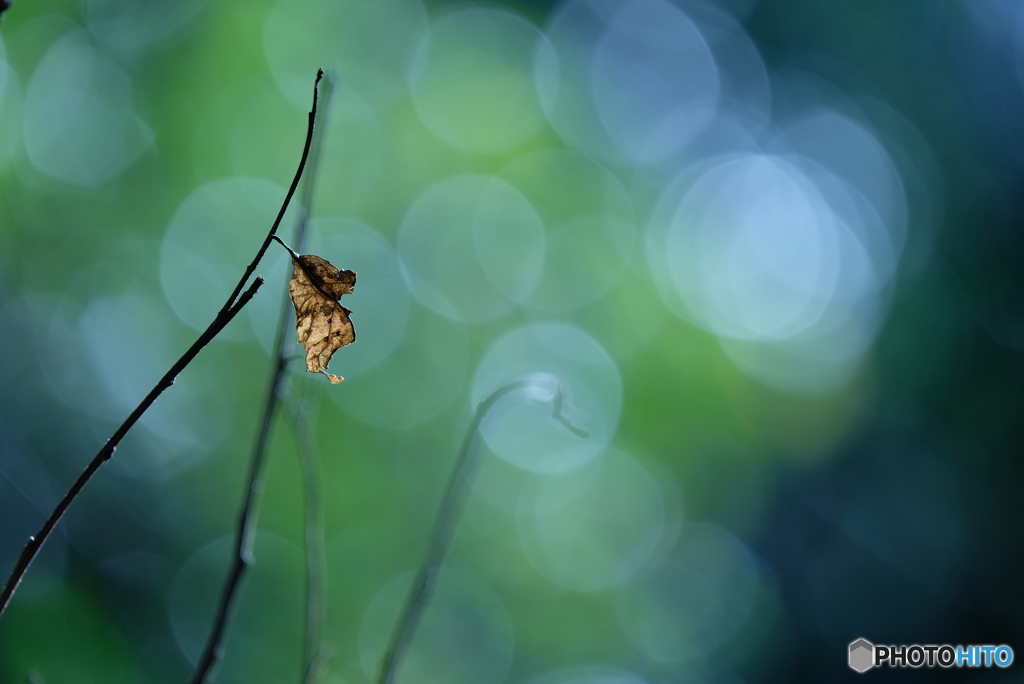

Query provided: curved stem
[376,379,588,684]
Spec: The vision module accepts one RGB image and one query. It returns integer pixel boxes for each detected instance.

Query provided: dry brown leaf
[288,253,356,384]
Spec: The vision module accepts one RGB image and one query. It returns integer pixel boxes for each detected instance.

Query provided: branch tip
[219,68,322,314]
[550,385,590,439]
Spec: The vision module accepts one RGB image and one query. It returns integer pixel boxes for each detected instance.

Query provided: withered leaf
[288,253,356,384]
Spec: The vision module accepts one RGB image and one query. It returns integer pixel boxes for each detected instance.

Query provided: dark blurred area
[1,0,1022,682]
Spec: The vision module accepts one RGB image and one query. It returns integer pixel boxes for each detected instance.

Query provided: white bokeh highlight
[23,27,152,185]
[542,0,719,166]
[471,322,620,474]
[263,0,427,112]
[359,569,514,684]
[615,523,761,663]
[410,7,555,153]
[648,140,906,394]
[85,0,210,57]
[169,534,304,683]
[399,174,545,323]
[0,38,22,169]
[160,177,294,339]
[517,449,667,592]
[497,150,636,313]
[331,306,470,430]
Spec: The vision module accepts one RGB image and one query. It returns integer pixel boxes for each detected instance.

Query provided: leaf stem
[271,234,301,261]
[376,378,589,684]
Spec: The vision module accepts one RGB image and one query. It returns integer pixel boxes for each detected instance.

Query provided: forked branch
[0,277,264,618]
[0,70,326,625]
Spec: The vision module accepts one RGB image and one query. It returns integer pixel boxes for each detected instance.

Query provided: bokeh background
[2,0,1023,681]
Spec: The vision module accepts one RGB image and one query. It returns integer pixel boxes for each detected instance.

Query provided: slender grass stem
[285,396,329,684]
[377,378,588,684]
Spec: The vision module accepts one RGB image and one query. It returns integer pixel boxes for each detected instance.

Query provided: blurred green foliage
[1,0,1023,682]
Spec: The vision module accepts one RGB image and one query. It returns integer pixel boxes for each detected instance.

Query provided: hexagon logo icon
[849,638,874,673]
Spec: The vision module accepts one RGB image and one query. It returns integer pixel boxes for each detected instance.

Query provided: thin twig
[188,68,332,684]
[0,277,264,619]
[292,71,333,684]
[284,395,330,684]
[294,70,334,250]
[187,333,287,684]
[376,379,589,684]
[219,68,324,316]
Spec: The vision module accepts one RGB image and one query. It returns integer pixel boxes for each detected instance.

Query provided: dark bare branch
[0,276,264,619]
[189,68,333,684]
